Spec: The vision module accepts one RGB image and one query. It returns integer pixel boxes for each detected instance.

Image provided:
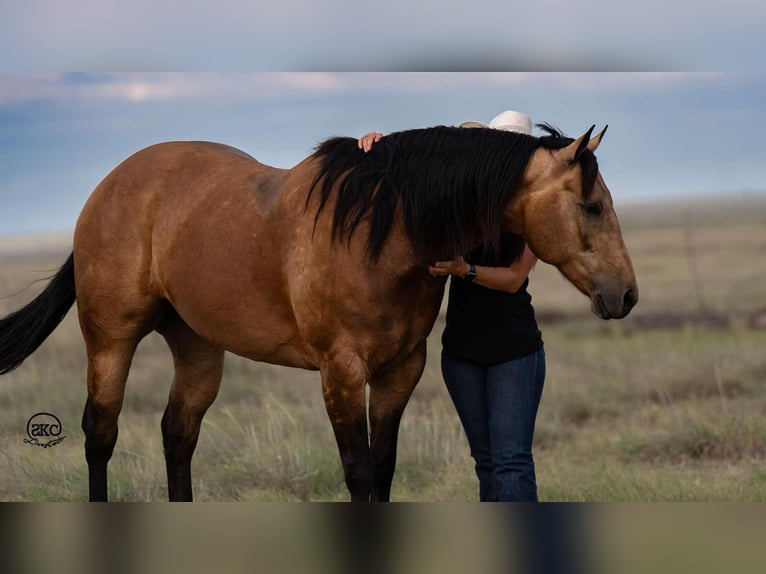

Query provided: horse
[0,123,637,501]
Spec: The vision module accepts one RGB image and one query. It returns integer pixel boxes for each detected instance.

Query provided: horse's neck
[500,187,529,236]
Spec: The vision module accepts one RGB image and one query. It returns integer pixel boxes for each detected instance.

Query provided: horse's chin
[590,294,613,320]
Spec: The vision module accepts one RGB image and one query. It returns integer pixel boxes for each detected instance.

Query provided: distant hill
[0,231,72,257]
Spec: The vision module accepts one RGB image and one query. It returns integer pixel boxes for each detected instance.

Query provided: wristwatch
[461,263,477,282]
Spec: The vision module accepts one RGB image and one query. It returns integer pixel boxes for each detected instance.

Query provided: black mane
[307,125,597,264]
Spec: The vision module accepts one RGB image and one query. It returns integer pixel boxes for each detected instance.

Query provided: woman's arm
[429,245,538,294]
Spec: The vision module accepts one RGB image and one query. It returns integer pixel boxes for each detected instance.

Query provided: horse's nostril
[623,288,637,312]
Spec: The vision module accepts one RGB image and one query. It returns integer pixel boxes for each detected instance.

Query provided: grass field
[1,194,765,501]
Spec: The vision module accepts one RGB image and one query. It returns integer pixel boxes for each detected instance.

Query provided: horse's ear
[567,125,595,164]
[587,125,608,153]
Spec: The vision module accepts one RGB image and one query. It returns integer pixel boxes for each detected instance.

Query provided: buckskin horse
[0,124,637,501]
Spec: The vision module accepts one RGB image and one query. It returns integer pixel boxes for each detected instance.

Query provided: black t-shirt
[441,235,543,365]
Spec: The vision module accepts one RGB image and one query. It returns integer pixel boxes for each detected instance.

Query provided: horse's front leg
[320,350,374,501]
[368,341,427,502]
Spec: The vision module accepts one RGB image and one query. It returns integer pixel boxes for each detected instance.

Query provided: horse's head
[508,126,638,319]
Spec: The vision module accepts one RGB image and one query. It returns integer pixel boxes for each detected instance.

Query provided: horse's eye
[579,202,602,216]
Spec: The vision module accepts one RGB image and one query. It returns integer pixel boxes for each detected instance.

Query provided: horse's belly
[157,243,315,369]
[167,290,317,370]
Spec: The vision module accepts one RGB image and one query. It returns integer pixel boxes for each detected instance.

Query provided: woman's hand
[358,132,383,153]
[428,246,539,292]
[428,257,470,278]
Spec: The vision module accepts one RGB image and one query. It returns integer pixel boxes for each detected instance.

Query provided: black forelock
[536,123,599,201]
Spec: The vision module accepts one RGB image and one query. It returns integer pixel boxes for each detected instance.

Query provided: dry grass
[1,195,765,501]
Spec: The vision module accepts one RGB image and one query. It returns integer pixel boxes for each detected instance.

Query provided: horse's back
[74,140,284,269]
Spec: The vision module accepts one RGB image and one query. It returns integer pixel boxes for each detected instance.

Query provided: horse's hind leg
[79,288,165,501]
[368,341,427,502]
[320,351,373,502]
[81,337,141,501]
[157,313,224,502]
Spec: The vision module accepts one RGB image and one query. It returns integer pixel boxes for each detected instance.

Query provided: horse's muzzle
[592,284,638,320]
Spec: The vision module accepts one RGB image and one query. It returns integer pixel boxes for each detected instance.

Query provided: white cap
[459,110,532,135]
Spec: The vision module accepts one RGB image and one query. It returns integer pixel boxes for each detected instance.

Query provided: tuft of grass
[620,416,766,464]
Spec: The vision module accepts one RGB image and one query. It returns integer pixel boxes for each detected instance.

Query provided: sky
[1,72,765,236]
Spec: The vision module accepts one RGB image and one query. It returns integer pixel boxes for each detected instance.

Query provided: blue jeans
[442,347,546,502]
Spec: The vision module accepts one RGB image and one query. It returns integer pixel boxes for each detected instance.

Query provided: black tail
[0,253,76,374]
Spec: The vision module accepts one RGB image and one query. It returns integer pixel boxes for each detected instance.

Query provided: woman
[358,110,546,501]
